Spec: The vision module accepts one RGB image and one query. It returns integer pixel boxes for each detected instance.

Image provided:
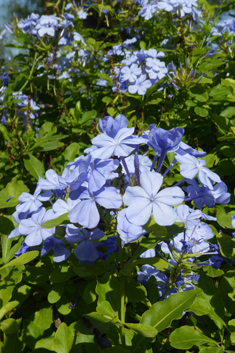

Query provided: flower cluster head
[111,48,167,95]
[167,60,202,90]
[138,0,199,21]
[8,114,231,298]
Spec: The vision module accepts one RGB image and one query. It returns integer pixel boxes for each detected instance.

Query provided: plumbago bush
[2,0,235,352]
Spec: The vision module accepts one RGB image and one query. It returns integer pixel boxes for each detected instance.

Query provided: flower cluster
[9,114,231,296]
[137,0,199,21]
[111,48,168,95]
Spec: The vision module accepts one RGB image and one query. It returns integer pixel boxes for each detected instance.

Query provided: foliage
[1,0,235,352]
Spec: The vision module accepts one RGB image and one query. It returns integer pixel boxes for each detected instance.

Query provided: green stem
[18,52,38,93]
[120,275,126,347]
[118,235,126,347]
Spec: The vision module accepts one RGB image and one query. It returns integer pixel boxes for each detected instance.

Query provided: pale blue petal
[152,202,177,226]
[126,200,152,225]
[155,187,184,205]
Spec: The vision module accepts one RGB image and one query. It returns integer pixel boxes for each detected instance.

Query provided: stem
[118,235,126,347]
[18,52,38,93]
[120,275,126,346]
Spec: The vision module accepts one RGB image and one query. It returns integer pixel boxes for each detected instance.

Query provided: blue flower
[68,185,122,229]
[176,153,221,189]
[128,74,151,95]
[18,208,56,246]
[91,126,145,159]
[41,237,71,262]
[65,225,104,262]
[123,171,184,226]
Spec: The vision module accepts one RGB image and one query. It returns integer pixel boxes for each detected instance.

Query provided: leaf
[56,295,71,315]
[209,85,230,100]
[48,284,64,304]
[199,348,223,353]
[1,318,18,334]
[78,312,115,335]
[83,281,97,304]
[125,280,147,303]
[124,323,158,338]
[169,325,217,349]
[0,301,19,321]
[0,251,39,270]
[2,331,23,353]
[50,323,74,353]
[140,289,201,332]
[217,233,235,261]
[96,274,121,317]
[62,143,80,162]
[186,296,226,328]
[41,213,69,229]
[220,106,235,117]
[194,106,208,117]
[23,153,45,180]
[192,92,208,102]
[39,122,57,137]
[80,110,96,125]
[0,125,12,141]
[33,307,53,332]
[0,179,29,209]
[96,301,116,319]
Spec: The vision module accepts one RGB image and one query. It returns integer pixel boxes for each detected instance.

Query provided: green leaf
[0,285,14,307]
[0,215,19,263]
[1,318,18,334]
[0,251,39,270]
[22,320,44,349]
[56,295,71,315]
[80,110,96,125]
[96,301,116,319]
[23,153,45,180]
[2,331,23,353]
[220,106,235,117]
[169,325,217,349]
[140,41,146,50]
[101,347,130,353]
[33,307,53,331]
[193,92,208,102]
[81,312,115,335]
[125,280,147,303]
[141,289,200,332]
[209,85,230,100]
[96,274,121,316]
[62,143,80,162]
[217,233,235,261]
[187,296,227,328]
[0,301,19,321]
[41,213,69,229]
[194,106,208,117]
[39,122,57,137]
[124,323,158,338]
[199,348,223,353]
[0,179,29,209]
[83,281,97,304]
[48,284,64,304]
[0,125,12,141]
[35,336,55,351]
